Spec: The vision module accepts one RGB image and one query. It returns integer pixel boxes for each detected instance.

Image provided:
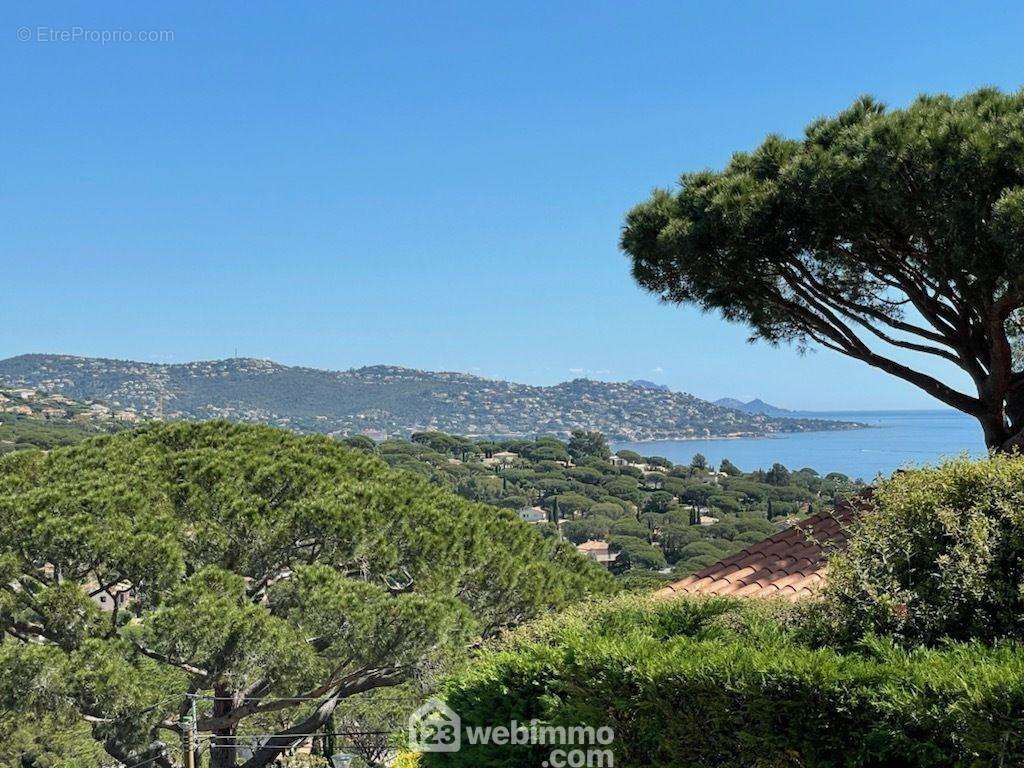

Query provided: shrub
[545,492,593,518]
[426,596,1024,768]
[561,517,613,545]
[824,453,1024,645]
[601,476,640,497]
[590,501,631,519]
[565,466,603,485]
[608,537,666,570]
[642,490,675,514]
[608,517,648,539]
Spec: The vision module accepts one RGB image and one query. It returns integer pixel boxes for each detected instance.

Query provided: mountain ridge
[628,379,671,392]
[0,354,861,440]
[714,397,793,417]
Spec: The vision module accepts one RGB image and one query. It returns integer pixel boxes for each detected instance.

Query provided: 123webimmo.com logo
[408,699,461,752]
[408,698,615,766]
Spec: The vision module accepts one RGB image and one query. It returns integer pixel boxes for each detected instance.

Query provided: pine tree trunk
[209,690,239,768]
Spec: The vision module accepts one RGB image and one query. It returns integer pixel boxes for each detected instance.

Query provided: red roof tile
[657,501,861,601]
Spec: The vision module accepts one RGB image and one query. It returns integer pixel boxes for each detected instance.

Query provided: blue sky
[3,2,1023,410]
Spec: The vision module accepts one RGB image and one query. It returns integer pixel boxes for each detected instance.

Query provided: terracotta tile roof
[657,502,861,602]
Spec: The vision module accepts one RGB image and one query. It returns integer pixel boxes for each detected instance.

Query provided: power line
[200,730,394,749]
[193,693,416,702]
[201,731,392,740]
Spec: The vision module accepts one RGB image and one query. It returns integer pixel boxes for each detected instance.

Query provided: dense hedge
[825,453,1024,645]
[424,597,1024,768]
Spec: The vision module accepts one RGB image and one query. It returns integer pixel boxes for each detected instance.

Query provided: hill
[355,429,863,580]
[0,354,861,441]
[714,397,793,417]
[628,379,670,392]
[0,385,135,453]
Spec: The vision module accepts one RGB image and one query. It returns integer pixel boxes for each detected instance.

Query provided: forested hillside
[0,386,133,453]
[0,354,861,440]
[343,429,863,582]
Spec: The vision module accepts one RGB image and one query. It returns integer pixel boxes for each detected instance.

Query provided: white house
[518,506,547,524]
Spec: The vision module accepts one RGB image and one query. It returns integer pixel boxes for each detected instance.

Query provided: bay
[612,410,985,482]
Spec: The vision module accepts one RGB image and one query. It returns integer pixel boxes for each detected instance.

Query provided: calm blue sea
[612,410,985,482]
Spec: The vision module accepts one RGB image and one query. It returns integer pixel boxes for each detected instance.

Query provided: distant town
[0,354,863,442]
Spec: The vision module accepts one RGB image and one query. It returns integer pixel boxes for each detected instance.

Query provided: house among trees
[517,506,547,524]
[482,450,518,467]
[576,539,619,566]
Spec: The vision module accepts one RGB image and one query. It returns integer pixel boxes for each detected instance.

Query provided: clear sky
[3,2,1023,410]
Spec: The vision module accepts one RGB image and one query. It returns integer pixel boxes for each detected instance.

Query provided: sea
[612,410,986,482]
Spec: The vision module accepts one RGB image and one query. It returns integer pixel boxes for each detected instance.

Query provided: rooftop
[657,501,860,602]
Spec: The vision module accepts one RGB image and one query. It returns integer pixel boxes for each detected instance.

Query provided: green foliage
[430,596,1024,768]
[543,492,592,519]
[600,475,640,497]
[0,388,133,457]
[589,501,630,519]
[720,458,742,476]
[0,355,856,443]
[412,431,476,458]
[561,517,613,545]
[340,434,378,453]
[0,417,93,454]
[522,439,570,464]
[608,517,648,540]
[0,412,123,455]
[765,462,791,486]
[0,644,107,767]
[825,453,1024,646]
[642,490,675,514]
[608,537,666,571]
[369,430,860,579]
[566,430,610,462]
[621,88,1024,450]
[0,422,611,766]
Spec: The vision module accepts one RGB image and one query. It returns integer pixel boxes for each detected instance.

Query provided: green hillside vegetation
[431,595,1024,768]
[343,429,863,580]
[0,387,131,454]
[431,455,1024,768]
[0,354,862,440]
[0,422,611,767]
[0,414,102,453]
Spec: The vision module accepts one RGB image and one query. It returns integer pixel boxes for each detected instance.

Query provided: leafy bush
[561,517,613,544]
[825,454,1024,645]
[369,430,861,578]
[608,537,666,570]
[608,517,649,539]
[590,501,630,519]
[426,596,1024,768]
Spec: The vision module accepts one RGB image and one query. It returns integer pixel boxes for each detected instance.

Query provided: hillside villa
[576,539,619,566]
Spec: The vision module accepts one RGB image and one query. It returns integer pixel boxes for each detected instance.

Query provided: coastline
[606,417,872,444]
[609,424,871,444]
[610,410,981,480]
